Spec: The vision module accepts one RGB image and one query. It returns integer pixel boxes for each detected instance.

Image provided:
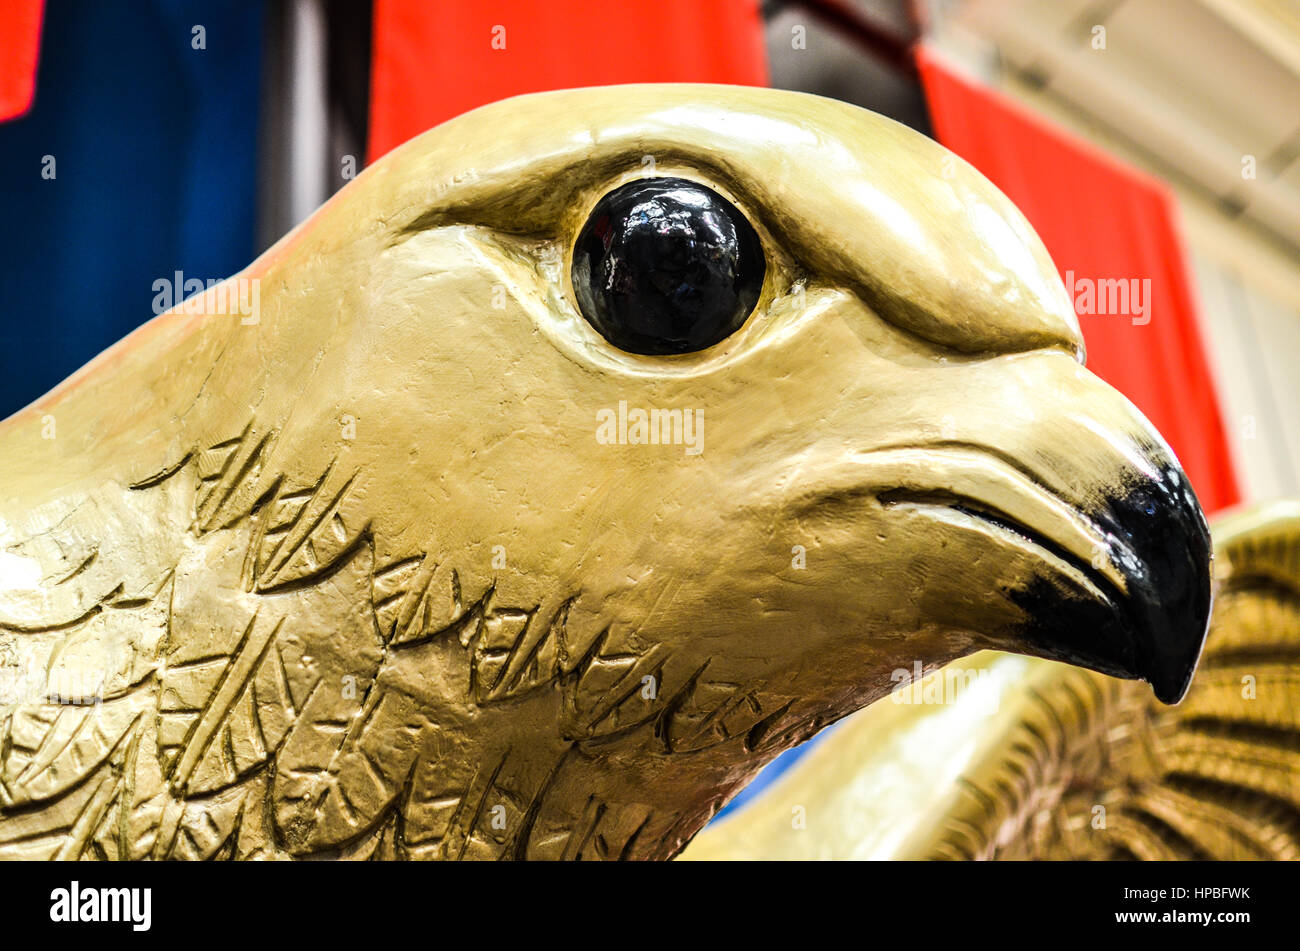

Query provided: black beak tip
[1097,461,1213,706]
[1013,458,1213,707]
[1149,659,1200,705]
[1144,609,1208,704]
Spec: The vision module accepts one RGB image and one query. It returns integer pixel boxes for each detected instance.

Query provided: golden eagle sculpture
[685,501,1300,861]
[0,86,1214,861]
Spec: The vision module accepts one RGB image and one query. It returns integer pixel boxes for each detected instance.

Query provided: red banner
[0,0,43,121]
[367,0,768,162]
[917,46,1240,513]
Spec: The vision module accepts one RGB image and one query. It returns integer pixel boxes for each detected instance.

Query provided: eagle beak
[812,351,1214,706]
[1021,455,1212,705]
[961,353,1215,706]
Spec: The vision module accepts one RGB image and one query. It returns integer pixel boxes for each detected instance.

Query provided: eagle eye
[571,177,765,355]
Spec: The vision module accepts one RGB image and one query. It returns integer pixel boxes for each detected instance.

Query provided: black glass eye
[572,177,765,355]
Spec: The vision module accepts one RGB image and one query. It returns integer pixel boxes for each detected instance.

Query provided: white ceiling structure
[925,0,1300,498]
[933,0,1300,298]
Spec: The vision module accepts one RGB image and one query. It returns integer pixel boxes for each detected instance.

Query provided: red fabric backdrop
[0,0,43,121]
[917,47,1240,513]
[367,0,768,162]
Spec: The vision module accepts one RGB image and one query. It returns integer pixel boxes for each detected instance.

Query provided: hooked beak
[1014,455,1212,704]
[818,351,1215,706]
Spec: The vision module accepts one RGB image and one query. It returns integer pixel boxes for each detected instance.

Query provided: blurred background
[2,0,1297,803]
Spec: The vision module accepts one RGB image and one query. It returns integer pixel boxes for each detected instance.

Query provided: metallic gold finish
[685,501,1300,860]
[0,86,1210,860]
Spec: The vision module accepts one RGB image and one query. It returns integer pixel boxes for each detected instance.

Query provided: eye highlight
[571,178,766,356]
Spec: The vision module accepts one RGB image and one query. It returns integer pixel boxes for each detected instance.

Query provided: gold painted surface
[685,501,1300,860]
[0,86,1206,860]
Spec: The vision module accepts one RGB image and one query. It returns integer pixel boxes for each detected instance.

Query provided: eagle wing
[1004,501,1300,860]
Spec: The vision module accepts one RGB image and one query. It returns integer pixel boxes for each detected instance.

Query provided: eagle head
[1,85,1212,859]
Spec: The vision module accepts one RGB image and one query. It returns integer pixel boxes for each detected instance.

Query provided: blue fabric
[711,730,821,821]
[0,0,263,417]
